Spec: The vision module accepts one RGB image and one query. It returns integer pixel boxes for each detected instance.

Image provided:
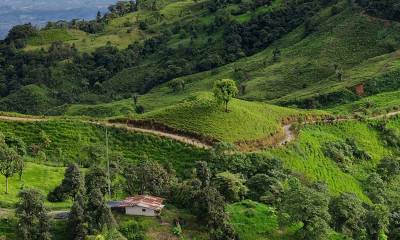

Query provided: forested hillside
[1,0,400,239]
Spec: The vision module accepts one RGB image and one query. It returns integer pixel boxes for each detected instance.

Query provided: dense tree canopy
[16,189,51,240]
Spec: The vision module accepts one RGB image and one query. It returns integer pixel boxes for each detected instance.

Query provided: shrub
[135,105,145,114]
[172,223,182,237]
[377,157,400,182]
[380,127,400,150]
[47,185,67,202]
[324,138,371,171]
[168,79,185,93]
[119,220,145,240]
[138,21,148,30]
[331,5,343,16]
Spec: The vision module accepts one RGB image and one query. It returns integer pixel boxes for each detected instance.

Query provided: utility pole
[106,128,111,197]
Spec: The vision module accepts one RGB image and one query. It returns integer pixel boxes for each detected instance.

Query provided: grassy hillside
[227,200,282,240]
[50,100,135,118]
[227,200,343,240]
[53,4,400,119]
[0,119,208,175]
[138,92,323,143]
[266,118,397,202]
[329,90,400,116]
[24,0,209,52]
[0,162,67,208]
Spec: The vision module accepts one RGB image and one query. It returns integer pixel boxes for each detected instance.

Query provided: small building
[355,83,365,96]
[116,195,165,217]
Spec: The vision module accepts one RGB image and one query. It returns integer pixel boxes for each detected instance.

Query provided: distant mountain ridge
[0,0,116,38]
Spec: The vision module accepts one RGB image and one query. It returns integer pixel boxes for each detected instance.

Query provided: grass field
[58,100,134,118]
[227,200,343,240]
[227,200,281,240]
[267,118,396,202]
[27,29,78,46]
[0,162,67,209]
[329,90,400,115]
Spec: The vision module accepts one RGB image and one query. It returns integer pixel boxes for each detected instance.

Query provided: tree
[63,164,83,197]
[272,48,281,62]
[281,179,331,240]
[168,79,185,93]
[347,0,354,9]
[247,173,284,205]
[6,23,37,44]
[169,177,202,209]
[329,192,367,239]
[215,171,248,202]
[138,0,164,11]
[86,188,116,234]
[39,130,51,149]
[48,163,83,202]
[5,135,27,180]
[123,159,175,196]
[96,11,102,22]
[135,105,145,114]
[364,173,386,204]
[336,67,344,81]
[193,186,224,224]
[16,189,51,240]
[193,186,238,240]
[194,161,211,187]
[5,135,27,157]
[68,191,88,240]
[132,93,139,107]
[377,157,400,181]
[389,207,400,240]
[0,144,21,193]
[85,166,109,196]
[366,204,389,240]
[15,156,25,180]
[213,79,238,112]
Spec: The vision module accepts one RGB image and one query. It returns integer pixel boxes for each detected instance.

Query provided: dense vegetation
[0,0,338,114]
[1,0,400,239]
[356,0,400,21]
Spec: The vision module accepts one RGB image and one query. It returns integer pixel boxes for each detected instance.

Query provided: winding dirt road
[95,121,212,149]
[277,110,400,147]
[1,110,400,152]
[0,115,212,149]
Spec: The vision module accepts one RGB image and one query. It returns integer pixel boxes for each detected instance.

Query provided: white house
[117,195,165,217]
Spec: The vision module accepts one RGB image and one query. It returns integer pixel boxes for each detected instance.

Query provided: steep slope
[136,92,324,144]
[54,3,400,118]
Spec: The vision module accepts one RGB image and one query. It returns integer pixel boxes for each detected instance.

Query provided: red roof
[119,195,165,210]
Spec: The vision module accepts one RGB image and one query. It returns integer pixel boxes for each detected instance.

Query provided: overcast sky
[0,0,117,38]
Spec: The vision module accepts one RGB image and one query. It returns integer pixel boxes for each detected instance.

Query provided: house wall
[125,206,158,216]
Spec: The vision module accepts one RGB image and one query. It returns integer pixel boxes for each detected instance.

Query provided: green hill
[0,119,208,175]
[138,92,323,143]
[267,117,399,202]
[2,0,400,239]
[41,2,400,121]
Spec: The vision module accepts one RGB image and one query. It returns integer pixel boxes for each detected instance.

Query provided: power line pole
[106,128,111,197]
